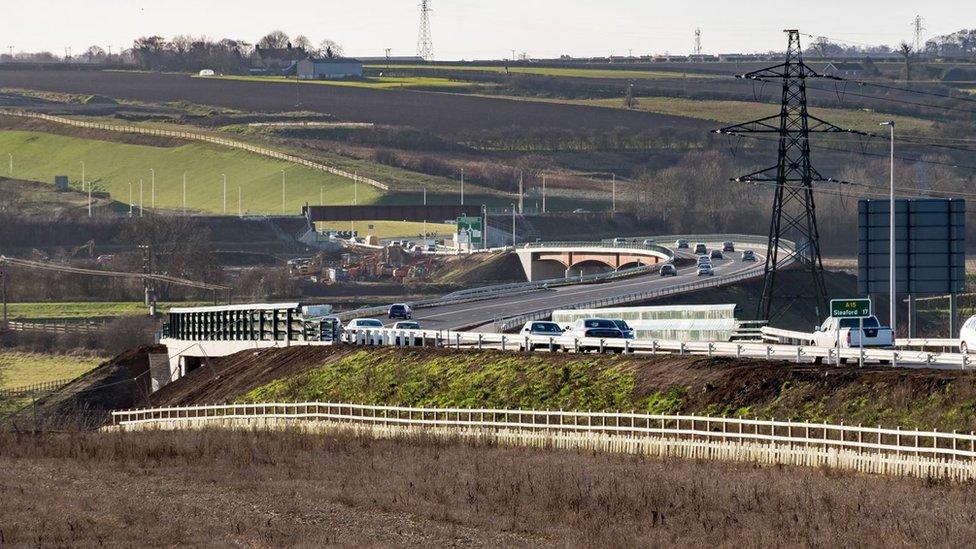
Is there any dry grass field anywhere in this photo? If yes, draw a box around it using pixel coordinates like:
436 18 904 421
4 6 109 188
1 428 974 547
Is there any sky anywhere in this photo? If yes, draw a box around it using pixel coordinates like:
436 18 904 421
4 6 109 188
2 1 973 60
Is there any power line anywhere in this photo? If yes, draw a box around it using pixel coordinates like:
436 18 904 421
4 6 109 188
0 256 229 291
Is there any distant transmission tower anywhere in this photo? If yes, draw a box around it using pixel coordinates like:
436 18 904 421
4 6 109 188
417 0 433 61
714 30 859 322
913 15 925 53
694 28 702 57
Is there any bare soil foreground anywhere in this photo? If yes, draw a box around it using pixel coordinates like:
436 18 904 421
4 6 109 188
0 70 712 134
2 428 975 547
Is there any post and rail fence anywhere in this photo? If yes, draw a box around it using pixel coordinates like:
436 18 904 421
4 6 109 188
0 110 389 191
111 402 976 481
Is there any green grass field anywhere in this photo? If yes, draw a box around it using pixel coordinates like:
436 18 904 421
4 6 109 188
6 301 204 320
367 64 709 80
0 352 103 389
498 95 935 135
0 130 382 214
197 75 472 90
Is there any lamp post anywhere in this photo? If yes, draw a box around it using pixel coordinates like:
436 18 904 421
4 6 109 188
149 168 155 210
511 203 516 246
542 173 547 214
611 172 616 213
128 181 133 216
881 121 896 335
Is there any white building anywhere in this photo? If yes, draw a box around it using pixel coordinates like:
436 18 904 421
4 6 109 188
296 57 363 80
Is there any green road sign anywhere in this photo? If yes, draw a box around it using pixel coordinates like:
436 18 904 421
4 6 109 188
830 298 871 318
456 216 483 244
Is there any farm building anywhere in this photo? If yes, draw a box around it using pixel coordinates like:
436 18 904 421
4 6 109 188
251 44 309 70
296 57 364 80
823 61 865 77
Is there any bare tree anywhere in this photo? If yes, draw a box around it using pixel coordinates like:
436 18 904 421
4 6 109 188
293 35 314 53
897 41 914 81
170 34 194 56
319 39 343 58
623 82 638 109
84 45 105 63
257 30 290 49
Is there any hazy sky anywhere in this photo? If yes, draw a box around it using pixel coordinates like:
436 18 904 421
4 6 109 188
3 1 972 59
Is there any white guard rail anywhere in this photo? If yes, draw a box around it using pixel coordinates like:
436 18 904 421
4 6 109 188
110 402 976 480
341 327 973 369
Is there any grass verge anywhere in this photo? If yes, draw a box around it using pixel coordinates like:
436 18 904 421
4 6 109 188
197 74 473 90
0 130 382 213
5 301 202 320
368 64 710 79
0 428 972 546
0 352 102 389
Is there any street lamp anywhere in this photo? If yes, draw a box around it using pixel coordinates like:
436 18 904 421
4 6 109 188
128 181 133 217
149 168 155 210
881 121 896 335
511 203 516 246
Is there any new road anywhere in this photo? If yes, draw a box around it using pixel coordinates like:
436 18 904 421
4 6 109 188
375 248 764 331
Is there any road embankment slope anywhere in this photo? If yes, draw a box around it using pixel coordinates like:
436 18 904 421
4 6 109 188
149 345 976 433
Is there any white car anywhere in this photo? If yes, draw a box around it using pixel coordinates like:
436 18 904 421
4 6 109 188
518 321 564 350
960 315 976 353
697 265 714 276
392 321 421 330
697 255 712 266
345 318 384 333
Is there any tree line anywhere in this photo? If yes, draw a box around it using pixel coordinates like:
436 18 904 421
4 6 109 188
0 30 344 73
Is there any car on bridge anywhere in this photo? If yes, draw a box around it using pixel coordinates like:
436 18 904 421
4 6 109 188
518 321 565 351
675 239 689 249
742 250 757 261
697 255 711 266
697 264 714 276
710 250 724 260
723 241 736 252
388 303 412 319
660 264 677 277
642 239 657 246
562 318 626 352
694 243 708 255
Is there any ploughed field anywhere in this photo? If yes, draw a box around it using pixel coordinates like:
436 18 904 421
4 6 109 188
0 70 713 134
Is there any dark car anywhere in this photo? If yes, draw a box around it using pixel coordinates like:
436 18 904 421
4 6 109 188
742 250 757 261
660 264 677 277
610 320 636 339
710 249 724 260
388 303 412 319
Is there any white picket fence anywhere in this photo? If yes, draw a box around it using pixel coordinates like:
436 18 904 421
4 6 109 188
111 402 976 481
1 109 388 190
